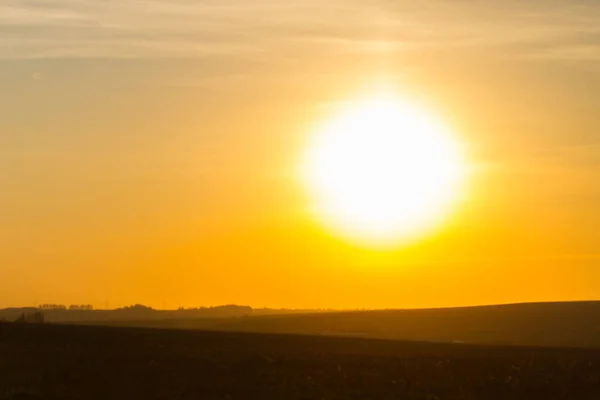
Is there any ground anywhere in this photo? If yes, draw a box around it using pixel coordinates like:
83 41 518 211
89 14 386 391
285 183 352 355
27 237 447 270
1 323 600 399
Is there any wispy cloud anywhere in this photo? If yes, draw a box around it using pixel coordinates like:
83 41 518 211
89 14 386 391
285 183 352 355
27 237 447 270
0 0 599 61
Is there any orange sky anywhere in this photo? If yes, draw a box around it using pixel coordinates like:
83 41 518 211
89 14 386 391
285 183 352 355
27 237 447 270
1 0 599 309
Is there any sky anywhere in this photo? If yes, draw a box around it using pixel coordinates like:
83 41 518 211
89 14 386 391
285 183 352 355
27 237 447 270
1 0 599 309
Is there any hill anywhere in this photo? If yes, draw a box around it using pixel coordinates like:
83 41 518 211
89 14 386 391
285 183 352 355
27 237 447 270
0 304 330 323
76 301 600 348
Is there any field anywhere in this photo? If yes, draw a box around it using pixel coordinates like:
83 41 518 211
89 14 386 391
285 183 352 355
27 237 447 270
2 323 600 399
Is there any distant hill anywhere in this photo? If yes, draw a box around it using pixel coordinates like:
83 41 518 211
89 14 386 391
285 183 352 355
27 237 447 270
0 304 330 323
0 305 253 323
3 301 600 347
71 301 600 348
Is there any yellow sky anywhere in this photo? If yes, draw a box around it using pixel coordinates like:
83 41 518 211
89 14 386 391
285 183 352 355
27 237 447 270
1 0 599 309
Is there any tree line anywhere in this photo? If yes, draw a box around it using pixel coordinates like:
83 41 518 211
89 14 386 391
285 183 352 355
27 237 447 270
38 304 94 310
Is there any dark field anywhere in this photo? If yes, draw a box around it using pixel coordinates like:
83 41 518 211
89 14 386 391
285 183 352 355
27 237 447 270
2 323 600 399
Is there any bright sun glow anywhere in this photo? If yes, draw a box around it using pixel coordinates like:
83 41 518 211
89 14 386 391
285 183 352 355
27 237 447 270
303 92 467 247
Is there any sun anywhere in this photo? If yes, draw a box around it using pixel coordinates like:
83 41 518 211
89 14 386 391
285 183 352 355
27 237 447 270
302 92 467 247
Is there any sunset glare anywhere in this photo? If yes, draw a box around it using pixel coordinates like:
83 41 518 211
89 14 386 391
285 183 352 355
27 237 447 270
303 94 466 247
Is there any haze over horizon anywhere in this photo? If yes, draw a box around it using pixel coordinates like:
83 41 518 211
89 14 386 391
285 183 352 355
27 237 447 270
2 0 599 310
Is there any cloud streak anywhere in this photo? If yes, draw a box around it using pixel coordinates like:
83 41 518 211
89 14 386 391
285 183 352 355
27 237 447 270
0 0 599 61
